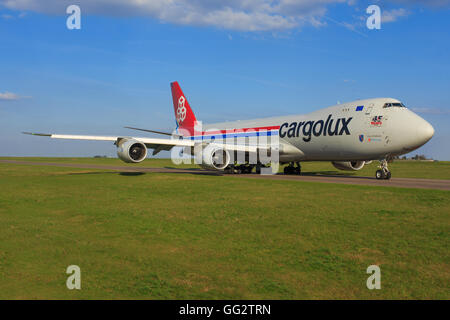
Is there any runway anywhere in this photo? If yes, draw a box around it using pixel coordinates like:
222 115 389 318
1 159 449 190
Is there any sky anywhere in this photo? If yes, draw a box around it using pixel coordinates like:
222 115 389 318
0 0 449 159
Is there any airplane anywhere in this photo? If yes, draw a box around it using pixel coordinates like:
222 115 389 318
24 81 435 179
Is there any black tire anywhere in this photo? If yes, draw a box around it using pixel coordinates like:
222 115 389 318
256 165 261 174
284 167 289 174
375 170 384 180
385 171 391 180
295 167 301 175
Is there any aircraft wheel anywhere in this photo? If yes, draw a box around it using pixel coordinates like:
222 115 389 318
295 167 301 175
375 170 385 180
377 159 391 180
284 166 294 175
241 165 250 174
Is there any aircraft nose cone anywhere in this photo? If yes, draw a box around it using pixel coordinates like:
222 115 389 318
417 119 434 144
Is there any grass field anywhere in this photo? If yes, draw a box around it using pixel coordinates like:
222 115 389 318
0 158 449 299
2 156 450 180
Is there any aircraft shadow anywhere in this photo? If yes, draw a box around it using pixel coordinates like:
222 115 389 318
64 168 374 180
119 172 146 176
163 166 204 171
297 171 374 180
67 171 146 176
66 169 222 177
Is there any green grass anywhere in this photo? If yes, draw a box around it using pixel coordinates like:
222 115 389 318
0 156 199 169
1 157 450 180
0 161 449 299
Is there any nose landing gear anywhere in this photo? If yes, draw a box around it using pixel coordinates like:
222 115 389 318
375 159 391 180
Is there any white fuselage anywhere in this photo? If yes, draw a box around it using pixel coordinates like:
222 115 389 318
197 98 434 162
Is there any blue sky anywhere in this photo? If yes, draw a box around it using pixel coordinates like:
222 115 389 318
0 0 449 159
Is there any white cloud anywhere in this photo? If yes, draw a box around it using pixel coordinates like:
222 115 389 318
389 0 450 8
0 0 350 31
1 0 443 31
382 8 410 23
0 91 28 100
1 13 13 19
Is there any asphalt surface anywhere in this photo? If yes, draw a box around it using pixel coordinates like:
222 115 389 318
1 159 449 190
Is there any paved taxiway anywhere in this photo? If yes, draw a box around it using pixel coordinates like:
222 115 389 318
1 160 449 190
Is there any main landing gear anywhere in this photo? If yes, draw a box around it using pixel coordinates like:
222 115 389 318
224 164 254 174
283 162 301 175
375 159 391 180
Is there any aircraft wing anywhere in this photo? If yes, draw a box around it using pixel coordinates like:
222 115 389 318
22 132 194 155
22 132 269 155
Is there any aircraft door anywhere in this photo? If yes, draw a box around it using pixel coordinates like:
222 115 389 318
366 103 389 146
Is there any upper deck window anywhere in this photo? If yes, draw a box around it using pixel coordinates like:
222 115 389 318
383 102 407 108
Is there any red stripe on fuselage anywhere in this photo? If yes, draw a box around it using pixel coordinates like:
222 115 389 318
189 125 280 137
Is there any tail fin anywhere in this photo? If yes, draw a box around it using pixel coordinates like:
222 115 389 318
171 81 197 136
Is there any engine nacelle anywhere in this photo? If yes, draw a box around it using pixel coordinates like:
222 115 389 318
117 139 148 163
332 161 365 171
196 145 231 170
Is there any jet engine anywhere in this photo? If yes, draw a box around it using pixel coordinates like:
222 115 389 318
117 139 148 163
332 161 365 171
197 144 231 170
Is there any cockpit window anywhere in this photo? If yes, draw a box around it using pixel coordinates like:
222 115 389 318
383 102 407 108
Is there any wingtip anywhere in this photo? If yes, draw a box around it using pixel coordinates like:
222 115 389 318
22 132 51 137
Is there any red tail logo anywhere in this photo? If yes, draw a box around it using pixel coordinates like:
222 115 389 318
171 81 197 135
